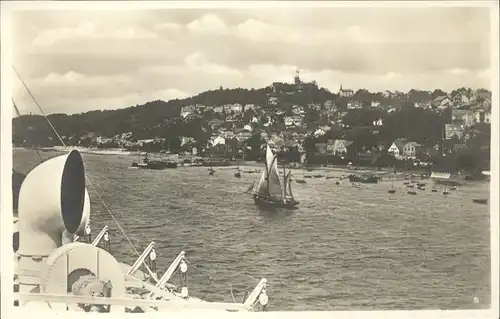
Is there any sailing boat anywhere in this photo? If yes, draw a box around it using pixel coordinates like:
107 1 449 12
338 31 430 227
249 145 299 209
235 150 243 178
388 166 396 193
407 185 417 195
442 185 449 195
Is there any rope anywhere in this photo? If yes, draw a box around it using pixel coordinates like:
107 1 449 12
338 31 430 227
13 68 141 257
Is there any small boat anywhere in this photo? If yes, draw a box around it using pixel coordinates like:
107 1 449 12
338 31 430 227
407 185 417 195
248 145 299 209
473 199 488 204
388 179 396 194
417 186 426 191
335 181 340 185
294 167 307 184
417 182 426 187
431 188 438 192
451 186 457 190
304 175 312 179
403 182 410 185
325 176 335 180
348 174 379 184
234 171 241 178
208 166 215 175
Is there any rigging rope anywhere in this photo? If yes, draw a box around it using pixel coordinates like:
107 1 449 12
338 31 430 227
12 67 141 257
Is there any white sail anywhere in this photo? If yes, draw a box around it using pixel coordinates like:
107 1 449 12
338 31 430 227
254 145 283 199
284 171 294 199
266 146 283 199
255 169 268 196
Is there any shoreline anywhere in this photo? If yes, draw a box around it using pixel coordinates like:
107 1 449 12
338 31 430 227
13 147 472 181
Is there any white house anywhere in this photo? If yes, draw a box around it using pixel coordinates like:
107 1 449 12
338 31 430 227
211 136 226 146
314 128 326 137
213 106 224 113
226 103 243 113
370 100 381 108
268 97 279 106
181 111 192 119
388 139 407 157
292 105 305 115
347 101 362 109
284 117 294 127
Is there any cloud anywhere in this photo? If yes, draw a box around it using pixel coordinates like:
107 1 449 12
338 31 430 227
154 21 182 31
141 52 241 77
12 8 491 115
39 71 132 88
186 14 228 35
32 21 159 46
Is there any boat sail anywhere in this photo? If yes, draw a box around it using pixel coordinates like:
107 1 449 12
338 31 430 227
251 145 299 209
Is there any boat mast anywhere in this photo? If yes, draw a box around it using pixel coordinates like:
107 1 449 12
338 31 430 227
282 156 286 200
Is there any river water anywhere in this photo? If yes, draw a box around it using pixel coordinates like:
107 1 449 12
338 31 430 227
13 149 491 311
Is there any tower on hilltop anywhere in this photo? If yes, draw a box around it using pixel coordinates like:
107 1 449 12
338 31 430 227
294 69 301 85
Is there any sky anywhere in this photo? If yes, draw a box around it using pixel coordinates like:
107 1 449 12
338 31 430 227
11 5 492 115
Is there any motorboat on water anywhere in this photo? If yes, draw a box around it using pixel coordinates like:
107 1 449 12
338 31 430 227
131 153 178 169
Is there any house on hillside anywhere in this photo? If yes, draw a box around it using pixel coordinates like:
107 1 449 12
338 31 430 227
402 142 422 159
226 103 243 113
267 96 279 106
347 101 362 109
314 128 327 137
244 104 256 111
309 103 322 111
181 105 196 114
339 85 354 98
451 109 475 127
292 105 305 116
434 96 453 109
236 131 252 142
388 138 407 158
445 124 464 140
213 106 224 113
181 136 196 146
209 118 225 130
370 100 381 108
415 101 432 109
332 139 354 156
382 90 394 98
211 136 226 146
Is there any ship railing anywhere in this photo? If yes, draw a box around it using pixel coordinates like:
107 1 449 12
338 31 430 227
148 251 185 299
127 241 158 282
13 292 251 312
91 225 109 246
72 225 109 245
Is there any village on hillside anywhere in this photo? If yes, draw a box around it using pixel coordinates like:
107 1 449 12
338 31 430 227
13 70 492 174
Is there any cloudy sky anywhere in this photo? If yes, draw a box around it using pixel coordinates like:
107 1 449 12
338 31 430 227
11 5 492 115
